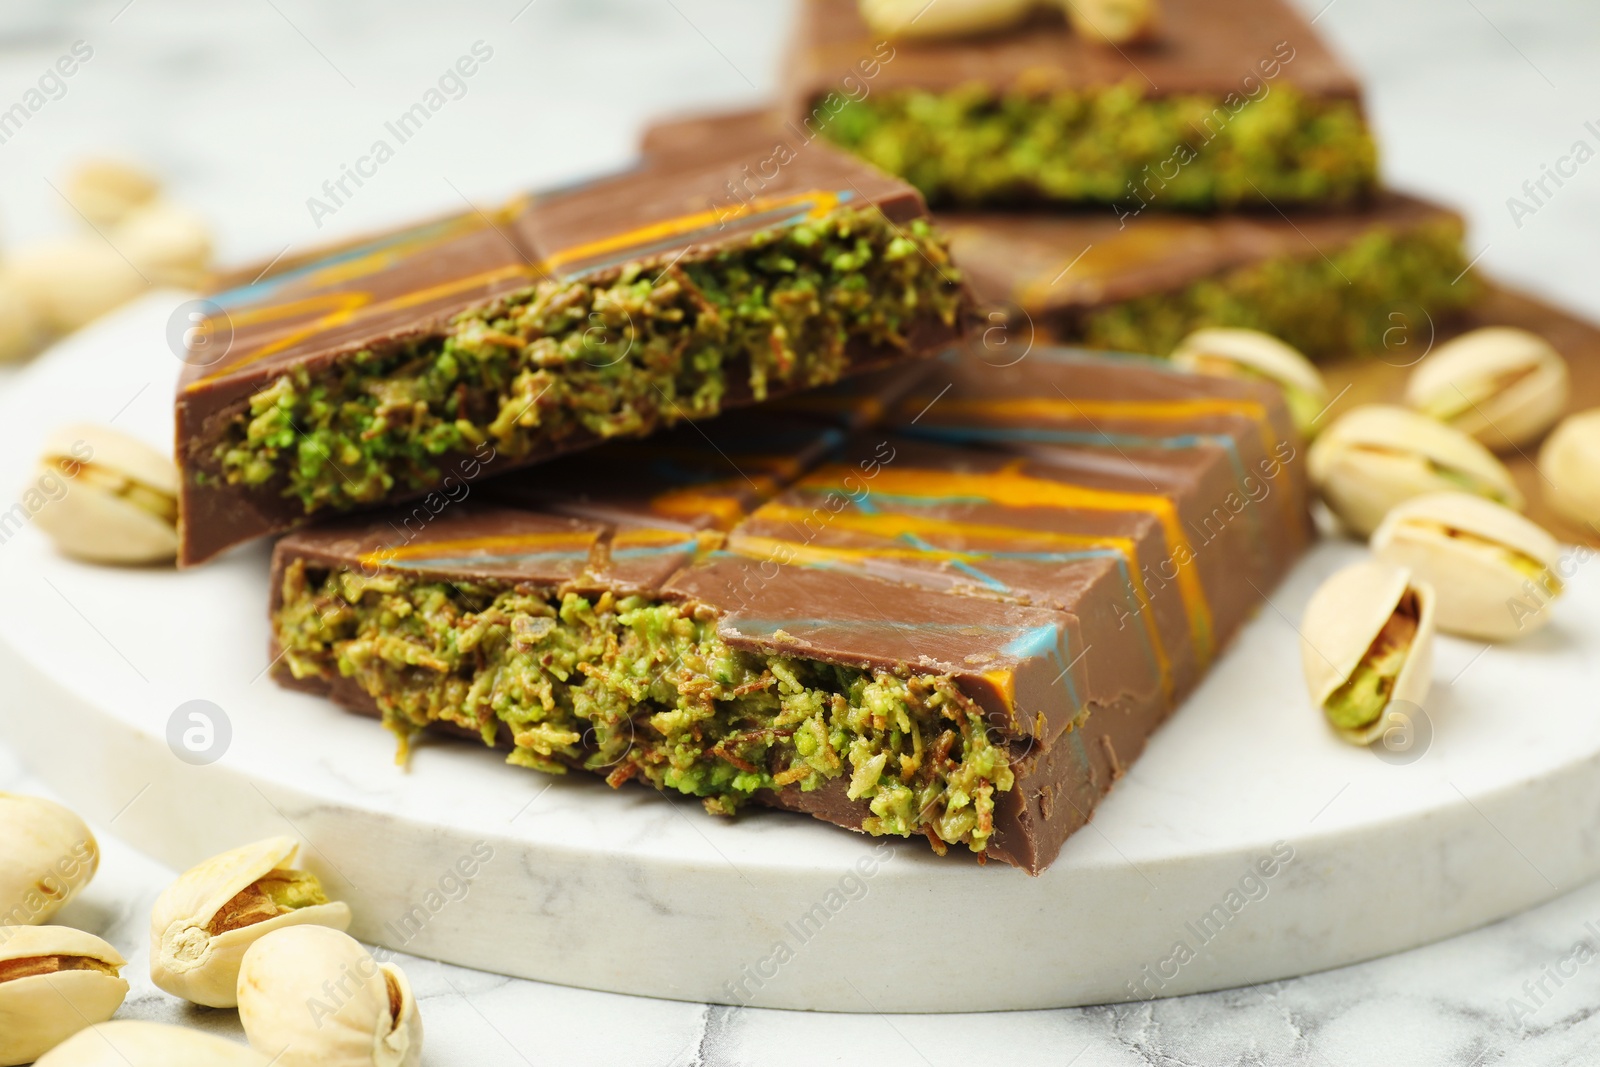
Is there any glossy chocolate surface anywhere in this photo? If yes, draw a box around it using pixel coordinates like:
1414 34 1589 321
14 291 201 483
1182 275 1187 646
270 347 1309 872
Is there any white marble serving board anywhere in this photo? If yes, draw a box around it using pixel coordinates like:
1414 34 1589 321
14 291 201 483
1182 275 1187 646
2 293 1597 1014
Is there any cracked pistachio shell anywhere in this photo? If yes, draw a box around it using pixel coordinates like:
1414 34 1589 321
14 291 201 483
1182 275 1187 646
1539 409 1600 528
238 926 422 1067
1059 0 1160 45
1308 405 1523 538
0 279 45 363
149 837 352 1009
36 1021 268 1067
1170 327 1328 439
62 159 161 228
1405 327 1569 451
859 0 1039 39
115 202 212 289
7 239 146 334
1301 560 1436 746
33 423 179 565
0 793 98 926
0 926 128 1067
1373 492 1563 642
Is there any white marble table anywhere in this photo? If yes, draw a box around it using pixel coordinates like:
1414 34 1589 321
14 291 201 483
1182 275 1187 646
1 0 1598 1062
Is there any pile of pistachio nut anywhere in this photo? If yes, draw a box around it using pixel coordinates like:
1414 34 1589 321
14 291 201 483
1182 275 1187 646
1 792 419 1067
859 0 1159 45
1174 324 1594 748
0 159 211 364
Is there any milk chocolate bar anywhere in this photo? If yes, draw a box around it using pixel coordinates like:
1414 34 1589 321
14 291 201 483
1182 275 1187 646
269 348 1308 872
176 144 968 564
640 110 1474 360
784 0 1378 209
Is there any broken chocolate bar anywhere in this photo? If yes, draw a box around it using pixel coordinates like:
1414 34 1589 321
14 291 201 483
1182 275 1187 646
269 348 1309 872
176 144 968 565
640 109 1474 360
784 0 1378 209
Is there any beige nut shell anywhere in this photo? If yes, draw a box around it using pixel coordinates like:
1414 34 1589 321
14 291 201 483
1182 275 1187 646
36 1021 269 1066
238 926 422 1067
1373 492 1562 642
1300 559 1436 746
1539 409 1600 529
63 159 161 228
34 424 179 565
0 793 99 926
1172 327 1327 402
149 837 352 1009
1061 0 1160 43
1406 327 1569 451
1308 404 1523 537
859 0 1039 38
7 239 146 334
0 926 128 1067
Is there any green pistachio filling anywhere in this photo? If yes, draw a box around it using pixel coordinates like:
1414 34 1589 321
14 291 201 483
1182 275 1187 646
274 561 1017 855
210 869 330 934
1324 593 1419 732
1075 218 1476 361
216 208 962 516
824 82 1377 209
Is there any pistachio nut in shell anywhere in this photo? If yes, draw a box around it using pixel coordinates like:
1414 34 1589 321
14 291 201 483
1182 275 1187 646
0 279 45 363
1308 404 1523 538
32 423 179 565
36 1021 269 1067
0 793 99 926
1301 559 1436 746
1372 492 1563 642
238 926 422 1067
1539 409 1600 528
62 158 161 228
859 0 1040 39
1170 327 1328 439
149 836 352 1008
0 926 128 1067
114 202 212 289
1060 0 1160 45
1405 327 1569 450
7 239 146 333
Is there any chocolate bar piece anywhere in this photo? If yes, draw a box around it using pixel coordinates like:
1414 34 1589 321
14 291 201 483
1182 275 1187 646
176 145 968 565
784 0 1378 209
269 348 1308 872
640 110 1474 361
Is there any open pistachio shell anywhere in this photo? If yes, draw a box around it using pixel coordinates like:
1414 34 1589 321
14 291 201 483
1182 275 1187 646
36 1021 269 1066
1170 327 1328 439
238 926 422 1067
1301 559 1436 746
859 0 1040 38
1406 327 1569 451
1539 409 1600 529
33 423 179 565
149 837 352 1009
1373 492 1562 642
0 926 129 1067
1308 404 1523 538
0 793 98 926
